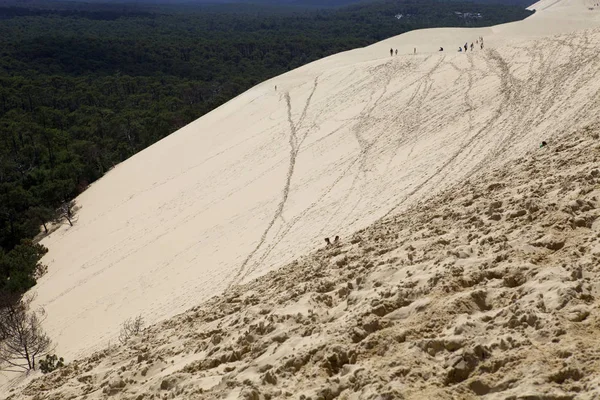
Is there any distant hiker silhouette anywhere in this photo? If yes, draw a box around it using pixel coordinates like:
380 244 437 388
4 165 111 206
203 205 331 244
275 85 277 91
395 49 398 55
414 47 416 55
458 47 463 52
464 43 468 52
325 237 331 246
334 236 340 244
390 48 393 56
540 141 548 148
480 42 484 50
470 43 474 51
439 47 444 51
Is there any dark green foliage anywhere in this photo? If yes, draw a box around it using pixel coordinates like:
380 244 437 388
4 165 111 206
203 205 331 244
0 0 532 298
0 241 48 293
39 354 65 374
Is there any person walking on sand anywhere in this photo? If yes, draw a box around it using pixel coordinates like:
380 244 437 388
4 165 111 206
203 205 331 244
471 42 474 51
390 48 393 56
395 49 398 55
414 47 416 55
480 42 484 50
464 43 468 52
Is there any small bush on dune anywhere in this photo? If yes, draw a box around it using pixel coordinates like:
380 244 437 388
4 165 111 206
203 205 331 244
39 354 65 374
118 315 144 345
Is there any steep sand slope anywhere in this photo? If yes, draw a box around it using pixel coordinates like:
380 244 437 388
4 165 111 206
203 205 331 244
23 0 600 367
8 118 600 400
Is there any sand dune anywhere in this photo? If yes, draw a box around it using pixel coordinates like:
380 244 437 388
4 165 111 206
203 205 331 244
8 105 600 400
5 0 599 391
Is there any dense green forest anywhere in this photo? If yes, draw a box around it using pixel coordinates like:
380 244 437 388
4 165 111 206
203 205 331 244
0 0 533 297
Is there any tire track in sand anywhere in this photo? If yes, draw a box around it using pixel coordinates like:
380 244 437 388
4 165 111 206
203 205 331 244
228 78 319 288
242 60 402 276
381 50 514 219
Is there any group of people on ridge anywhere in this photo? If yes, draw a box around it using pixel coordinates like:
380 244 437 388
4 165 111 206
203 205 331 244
458 36 484 52
389 37 484 56
389 48 417 56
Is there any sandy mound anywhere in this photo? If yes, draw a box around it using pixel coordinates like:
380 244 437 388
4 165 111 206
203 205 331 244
8 121 599 399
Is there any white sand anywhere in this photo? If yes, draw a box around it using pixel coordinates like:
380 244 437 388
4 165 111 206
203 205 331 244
21 0 600 372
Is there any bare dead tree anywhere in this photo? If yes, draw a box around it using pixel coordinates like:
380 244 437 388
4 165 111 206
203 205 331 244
118 315 144 345
0 295 53 372
56 200 76 227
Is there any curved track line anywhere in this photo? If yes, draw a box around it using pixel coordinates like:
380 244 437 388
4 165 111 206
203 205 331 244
228 78 320 287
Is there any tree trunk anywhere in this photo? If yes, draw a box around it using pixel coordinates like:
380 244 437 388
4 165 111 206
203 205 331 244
24 343 32 370
43 132 55 168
